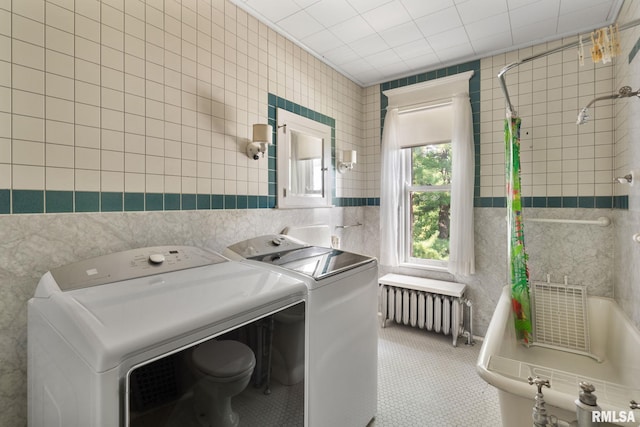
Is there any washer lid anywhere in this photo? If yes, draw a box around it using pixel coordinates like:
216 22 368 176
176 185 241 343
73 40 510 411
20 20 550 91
30 256 306 373
249 246 374 280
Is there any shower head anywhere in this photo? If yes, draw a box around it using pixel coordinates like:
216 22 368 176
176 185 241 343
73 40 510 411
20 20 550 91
577 86 639 125
576 107 589 125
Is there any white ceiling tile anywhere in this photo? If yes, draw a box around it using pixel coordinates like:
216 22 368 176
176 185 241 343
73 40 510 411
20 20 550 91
229 0 622 86
470 31 513 55
341 58 376 75
329 15 375 44
393 39 434 60
322 44 360 65
362 1 412 33
277 10 324 40
375 60 413 78
305 0 359 28
349 33 390 56
365 48 403 68
557 3 616 34
509 0 560 26
402 52 441 69
511 17 557 45
456 0 508 24
379 21 424 48
399 0 455 20
294 0 321 7
435 42 475 62
346 0 394 14
300 30 344 54
506 0 540 10
427 27 470 51
244 0 301 22
559 0 613 15
464 13 511 40
414 7 463 38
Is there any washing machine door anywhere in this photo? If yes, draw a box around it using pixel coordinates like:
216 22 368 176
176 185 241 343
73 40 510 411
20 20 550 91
249 246 374 280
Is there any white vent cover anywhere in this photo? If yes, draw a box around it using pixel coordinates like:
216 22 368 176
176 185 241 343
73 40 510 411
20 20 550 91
531 281 592 356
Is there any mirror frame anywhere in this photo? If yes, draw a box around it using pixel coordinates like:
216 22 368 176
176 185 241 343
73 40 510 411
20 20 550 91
276 108 333 209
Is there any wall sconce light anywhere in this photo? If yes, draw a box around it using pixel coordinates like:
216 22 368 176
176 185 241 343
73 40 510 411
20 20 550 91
338 149 357 173
614 171 635 185
246 124 273 160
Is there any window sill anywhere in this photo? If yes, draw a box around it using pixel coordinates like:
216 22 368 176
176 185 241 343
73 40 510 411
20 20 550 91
399 262 450 273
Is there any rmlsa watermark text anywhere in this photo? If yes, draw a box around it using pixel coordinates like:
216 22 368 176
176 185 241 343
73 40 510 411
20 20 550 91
593 410 636 423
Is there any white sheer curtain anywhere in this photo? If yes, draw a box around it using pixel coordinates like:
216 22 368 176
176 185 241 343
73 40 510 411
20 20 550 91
379 107 401 267
448 92 475 275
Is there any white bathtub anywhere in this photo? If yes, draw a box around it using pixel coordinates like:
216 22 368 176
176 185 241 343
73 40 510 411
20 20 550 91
477 286 640 427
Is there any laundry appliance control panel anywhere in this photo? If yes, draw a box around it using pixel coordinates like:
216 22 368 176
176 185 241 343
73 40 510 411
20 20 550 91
49 246 227 291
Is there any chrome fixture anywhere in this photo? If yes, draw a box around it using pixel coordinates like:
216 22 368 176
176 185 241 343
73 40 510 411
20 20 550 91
338 149 357 173
528 376 552 427
577 86 640 125
246 124 273 160
575 382 601 427
614 173 633 184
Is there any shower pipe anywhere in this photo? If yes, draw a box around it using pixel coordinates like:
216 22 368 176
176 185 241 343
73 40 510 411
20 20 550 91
498 18 640 117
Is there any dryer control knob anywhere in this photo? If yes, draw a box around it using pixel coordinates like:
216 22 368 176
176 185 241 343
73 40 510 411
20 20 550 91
149 253 165 264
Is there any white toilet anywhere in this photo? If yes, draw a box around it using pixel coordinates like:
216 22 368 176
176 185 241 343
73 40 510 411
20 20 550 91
191 340 256 427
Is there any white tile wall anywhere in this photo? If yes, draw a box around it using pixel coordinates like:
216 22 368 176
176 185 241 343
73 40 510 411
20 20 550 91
479 39 616 199
0 0 367 201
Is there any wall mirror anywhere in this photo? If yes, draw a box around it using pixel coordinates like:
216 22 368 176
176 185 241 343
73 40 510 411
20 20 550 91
277 108 332 208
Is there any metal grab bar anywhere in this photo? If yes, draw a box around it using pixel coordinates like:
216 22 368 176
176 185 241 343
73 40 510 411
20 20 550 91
335 223 362 229
527 217 611 227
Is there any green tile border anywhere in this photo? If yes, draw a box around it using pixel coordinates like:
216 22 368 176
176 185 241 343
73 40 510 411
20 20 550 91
13 190 44 214
102 192 123 212
46 191 73 213
0 189 9 214
474 196 624 209
75 191 100 212
124 193 144 211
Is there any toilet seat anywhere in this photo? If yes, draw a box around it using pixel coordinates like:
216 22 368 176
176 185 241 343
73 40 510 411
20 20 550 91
193 340 256 383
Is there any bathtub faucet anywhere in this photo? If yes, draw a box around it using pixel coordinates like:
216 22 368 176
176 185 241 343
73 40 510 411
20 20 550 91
575 382 601 427
529 376 552 427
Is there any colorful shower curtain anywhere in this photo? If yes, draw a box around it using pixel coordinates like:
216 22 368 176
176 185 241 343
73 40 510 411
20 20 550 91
505 117 532 344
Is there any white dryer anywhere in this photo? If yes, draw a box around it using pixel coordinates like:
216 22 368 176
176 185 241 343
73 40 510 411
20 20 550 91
225 235 378 427
28 246 307 427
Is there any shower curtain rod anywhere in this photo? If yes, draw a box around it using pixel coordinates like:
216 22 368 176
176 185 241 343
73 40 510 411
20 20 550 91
499 17 640 116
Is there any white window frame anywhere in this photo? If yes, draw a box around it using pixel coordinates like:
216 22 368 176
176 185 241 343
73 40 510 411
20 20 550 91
382 70 474 271
400 142 451 270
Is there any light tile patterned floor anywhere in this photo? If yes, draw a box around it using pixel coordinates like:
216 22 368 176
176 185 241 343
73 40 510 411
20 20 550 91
134 325 502 426
371 324 502 427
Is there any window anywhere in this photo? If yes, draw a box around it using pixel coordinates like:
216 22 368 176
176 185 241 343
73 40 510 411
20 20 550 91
380 71 475 274
402 142 452 268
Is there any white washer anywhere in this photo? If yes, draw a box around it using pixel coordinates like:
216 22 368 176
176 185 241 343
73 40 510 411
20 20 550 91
28 246 307 427
225 235 378 427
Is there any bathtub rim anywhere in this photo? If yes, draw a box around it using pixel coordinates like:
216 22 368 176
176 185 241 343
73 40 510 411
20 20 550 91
476 285 637 418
